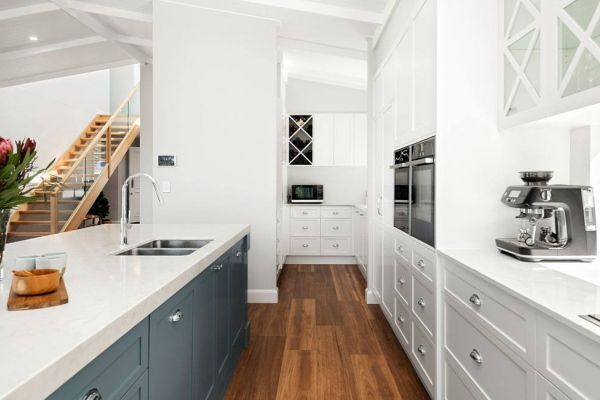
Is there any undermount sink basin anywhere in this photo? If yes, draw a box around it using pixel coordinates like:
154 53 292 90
115 239 212 256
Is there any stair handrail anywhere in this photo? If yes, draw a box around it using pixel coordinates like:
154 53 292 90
53 83 140 192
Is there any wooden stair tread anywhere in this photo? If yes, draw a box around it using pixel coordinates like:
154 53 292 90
8 232 51 237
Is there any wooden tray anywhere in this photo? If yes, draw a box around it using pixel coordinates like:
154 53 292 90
7 278 68 311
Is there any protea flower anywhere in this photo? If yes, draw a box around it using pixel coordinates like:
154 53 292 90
0 137 13 166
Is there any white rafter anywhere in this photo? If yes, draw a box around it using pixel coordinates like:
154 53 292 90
372 0 398 46
49 0 151 64
0 36 106 61
66 0 152 23
0 3 60 21
236 0 384 24
279 37 367 60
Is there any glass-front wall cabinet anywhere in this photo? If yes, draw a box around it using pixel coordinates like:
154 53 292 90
501 0 600 127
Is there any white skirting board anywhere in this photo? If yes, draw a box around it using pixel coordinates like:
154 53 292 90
247 289 278 304
284 255 358 265
365 288 380 304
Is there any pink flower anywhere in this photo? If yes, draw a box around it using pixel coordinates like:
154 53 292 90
0 137 13 166
20 138 36 158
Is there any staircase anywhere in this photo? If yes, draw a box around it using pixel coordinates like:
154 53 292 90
8 84 140 241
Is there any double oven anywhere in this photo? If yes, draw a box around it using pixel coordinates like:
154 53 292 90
392 137 435 247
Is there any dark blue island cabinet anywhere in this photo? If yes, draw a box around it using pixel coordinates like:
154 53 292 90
48 237 249 400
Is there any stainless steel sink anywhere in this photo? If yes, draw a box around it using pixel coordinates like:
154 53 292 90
115 239 212 256
137 239 211 249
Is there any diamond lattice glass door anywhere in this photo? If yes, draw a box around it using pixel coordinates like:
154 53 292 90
289 115 313 165
503 0 542 116
558 0 600 97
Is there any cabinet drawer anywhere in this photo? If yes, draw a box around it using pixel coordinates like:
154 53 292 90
290 219 320 236
394 295 411 349
48 319 149 400
394 256 411 307
290 207 320 219
412 245 435 284
444 362 479 400
121 370 149 400
445 303 534 400
413 275 435 338
444 262 535 363
535 372 570 400
321 237 352 255
321 207 352 219
412 321 435 393
290 237 320 255
536 314 600 400
321 219 352 236
394 233 411 262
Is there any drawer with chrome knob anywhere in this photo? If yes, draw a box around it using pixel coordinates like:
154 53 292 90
168 309 183 323
83 388 102 400
417 344 426 356
417 297 426 308
469 349 483 364
469 293 482 307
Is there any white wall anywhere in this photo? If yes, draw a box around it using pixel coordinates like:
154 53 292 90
435 0 571 250
287 166 367 205
0 70 110 169
286 78 367 113
153 1 279 302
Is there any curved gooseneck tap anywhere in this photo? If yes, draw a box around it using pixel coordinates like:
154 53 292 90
121 173 164 245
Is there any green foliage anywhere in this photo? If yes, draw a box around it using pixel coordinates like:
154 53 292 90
90 191 110 219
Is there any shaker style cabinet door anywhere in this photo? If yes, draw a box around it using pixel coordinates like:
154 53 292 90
229 241 247 348
149 285 194 400
312 114 334 166
413 0 436 138
333 114 355 166
214 257 231 378
192 269 215 400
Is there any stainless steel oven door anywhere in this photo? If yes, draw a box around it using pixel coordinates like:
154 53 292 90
410 158 435 247
394 165 410 234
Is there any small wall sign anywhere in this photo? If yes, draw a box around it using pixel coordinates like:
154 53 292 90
158 155 177 167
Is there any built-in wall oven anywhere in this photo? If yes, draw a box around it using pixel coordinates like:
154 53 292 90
392 137 435 247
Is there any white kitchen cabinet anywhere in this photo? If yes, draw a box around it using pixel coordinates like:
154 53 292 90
395 27 413 146
501 0 600 128
312 114 334 165
535 373 570 400
413 0 436 137
353 114 368 166
373 225 384 301
353 208 368 278
333 114 354 166
382 228 396 319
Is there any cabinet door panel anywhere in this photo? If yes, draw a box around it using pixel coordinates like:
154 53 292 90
353 113 367 166
382 228 396 319
230 243 246 346
396 28 413 146
373 225 384 300
413 0 436 137
215 259 231 376
193 270 215 400
333 114 354 165
121 371 148 400
149 286 194 400
313 114 334 166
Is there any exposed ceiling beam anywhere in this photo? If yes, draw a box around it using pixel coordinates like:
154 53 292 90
66 0 152 23
287 70 367 91
114 35 152 48
279 37 367 60
236 0 384 24
372 0 398 46
49 0 151 64
0 36 106 61
0 3 59 21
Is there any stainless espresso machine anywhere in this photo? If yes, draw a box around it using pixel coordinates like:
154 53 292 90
496 171 597 262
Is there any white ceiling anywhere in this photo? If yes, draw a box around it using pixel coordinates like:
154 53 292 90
0 0 395 88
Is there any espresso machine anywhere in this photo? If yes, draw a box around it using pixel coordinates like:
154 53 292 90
496 171 597 262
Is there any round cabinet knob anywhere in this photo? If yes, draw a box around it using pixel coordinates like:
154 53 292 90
333 226 340 230
417 298 426 308
470 349 483 364
302 211 308 215
83 389 102 400
417 259 425 268
236 251 242 257
333 211 339 215
417 345 426 356
398 278 405 285
302 244 309 248
398 246 404 253
169 309 183 323
469 293 482 307
397 315 405 323
332 244 340 248
212 264 223 271
302 226 309 230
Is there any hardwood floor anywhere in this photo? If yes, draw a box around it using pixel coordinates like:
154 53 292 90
225 264 430 400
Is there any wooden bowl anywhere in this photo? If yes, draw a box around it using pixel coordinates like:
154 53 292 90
11 269 60 296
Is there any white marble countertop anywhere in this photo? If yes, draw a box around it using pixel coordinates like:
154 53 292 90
0 223 250 400
439 247 600 344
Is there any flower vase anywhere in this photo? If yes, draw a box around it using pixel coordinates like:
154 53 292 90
0 209 10 281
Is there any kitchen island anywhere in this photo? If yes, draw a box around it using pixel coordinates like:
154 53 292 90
0 223 250 400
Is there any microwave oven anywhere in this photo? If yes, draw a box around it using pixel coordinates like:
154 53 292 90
290 185 323 203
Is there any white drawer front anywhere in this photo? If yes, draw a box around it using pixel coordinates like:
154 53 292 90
536 315 600 400
290 219 320 237
412 245 435 284
445 303 533 400
413 275 435 338
321 219 352 237
412 322 435 392
320 237 352 255
394 233 411 262
290 237 320 255
536 373 570 400
444 265 535 363
290 207 320 219
445 362 479 400
394 296 411 349
394 256 411 307
321 207 352 219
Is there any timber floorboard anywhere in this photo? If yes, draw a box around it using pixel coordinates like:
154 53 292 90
225 264 430 400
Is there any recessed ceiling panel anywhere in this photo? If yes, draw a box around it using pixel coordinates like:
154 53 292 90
0 10 94 51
